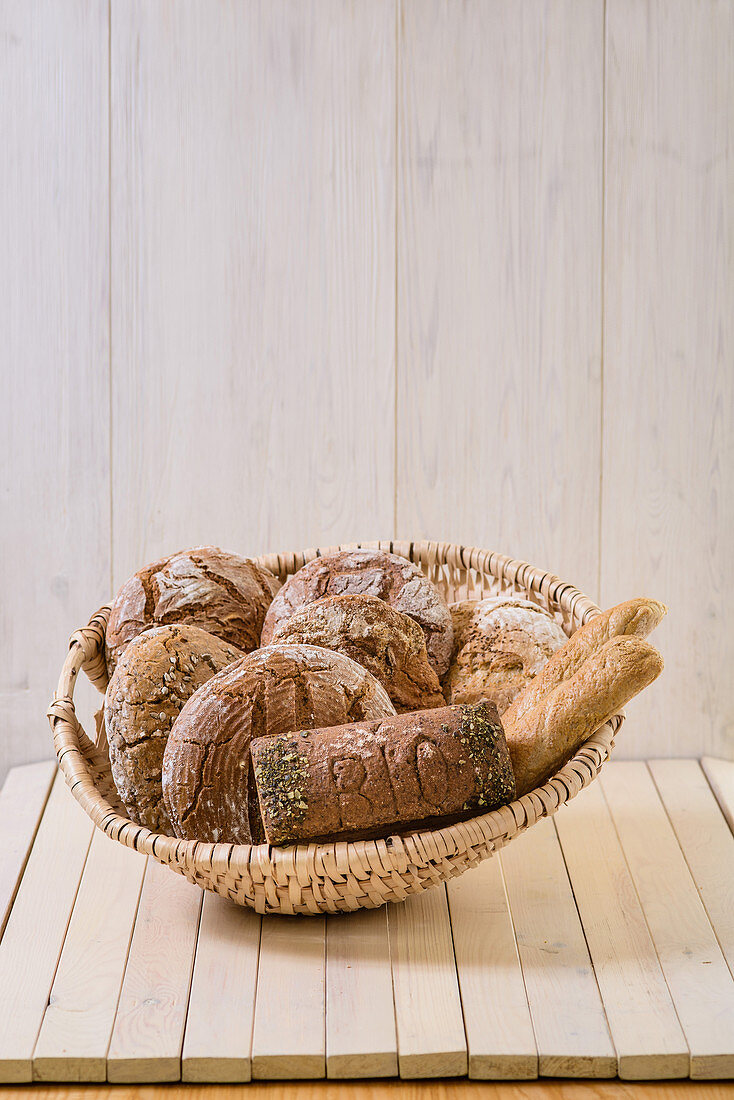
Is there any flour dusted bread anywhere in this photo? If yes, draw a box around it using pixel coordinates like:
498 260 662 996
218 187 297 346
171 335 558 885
444 597 567 713
261 549 454 676
271 594 446 712
506 635 664 796
502 596 667 732
252 701 515 845
162 643 396 844
105 624 242 833
106 545 280 672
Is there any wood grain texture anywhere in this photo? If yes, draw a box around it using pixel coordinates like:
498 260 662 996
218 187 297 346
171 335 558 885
326 906 397 1079
251 915 325 1079
0 1085 732 1100
500 818 616 1078
396 0 604 597
110 0 396 586
554 783 689 1080
106 858 202 1083
182 892 261 1083
32 829 146 1082
601 0 734 759
389 886 467 1079
701 756 734 833
650 759 734 979
601 762 734 1079
0 762 55 937
0 775 94 1083
0 0 110 783
447 856 537 1080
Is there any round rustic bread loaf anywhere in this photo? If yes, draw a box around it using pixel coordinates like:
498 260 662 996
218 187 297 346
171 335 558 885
260 549 454 676
162 643 396 845
271 594 446 713
105 624 242 834
444 597 568 714
106 545 280 672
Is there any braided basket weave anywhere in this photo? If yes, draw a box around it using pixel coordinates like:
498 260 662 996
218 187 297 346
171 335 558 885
48 540 620 916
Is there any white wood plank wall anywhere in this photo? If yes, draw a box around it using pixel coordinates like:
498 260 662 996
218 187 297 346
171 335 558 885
2 0 732 777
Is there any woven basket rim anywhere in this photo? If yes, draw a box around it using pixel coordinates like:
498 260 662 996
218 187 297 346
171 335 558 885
47 540 620 912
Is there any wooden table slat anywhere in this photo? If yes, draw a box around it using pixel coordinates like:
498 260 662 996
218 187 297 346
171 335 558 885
182 892 261 1083
649 759 734 981
251 915 326 1080
448 856 537 1080
326 905 397 1079
500 817 617 1078
0 774 94 1083
106 858 202 1083
0 761 56 939
32 828 147 1082
389 884 467 1079
554 781 689 1080
600 762 734 1079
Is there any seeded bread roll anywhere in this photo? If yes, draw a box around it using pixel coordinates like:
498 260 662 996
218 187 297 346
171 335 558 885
271 594 446 713
162 643 396 845
106 545 280 673
252 701 515 845
502 597 667 732
260 549 454 676
444 597 568 714
105 624 242 833
505 635 664 796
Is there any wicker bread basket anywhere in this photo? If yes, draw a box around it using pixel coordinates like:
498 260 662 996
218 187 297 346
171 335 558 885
48 540 620 916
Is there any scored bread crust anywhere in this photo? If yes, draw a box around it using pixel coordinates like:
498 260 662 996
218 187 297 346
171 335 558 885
502 596 667 732
505 635 664 796
260 549 454 676
271 594 446 712
106 545 280 672
105 624 242 834
162 643 396 845
444 597 568 714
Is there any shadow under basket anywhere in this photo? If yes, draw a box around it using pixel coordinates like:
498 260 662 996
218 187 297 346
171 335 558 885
48 540 620 916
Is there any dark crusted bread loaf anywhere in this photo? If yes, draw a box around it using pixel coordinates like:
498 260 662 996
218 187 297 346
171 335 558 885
444 597 567 714
105 624 242 834
271 594 446 713
251 701 515 845
162 643 396 845
260 548 454 676
106 545 280 673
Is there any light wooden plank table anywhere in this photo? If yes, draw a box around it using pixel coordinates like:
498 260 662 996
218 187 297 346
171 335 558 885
2 759 734 1085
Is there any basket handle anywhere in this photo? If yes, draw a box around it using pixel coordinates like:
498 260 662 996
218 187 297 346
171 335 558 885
47 605 111 759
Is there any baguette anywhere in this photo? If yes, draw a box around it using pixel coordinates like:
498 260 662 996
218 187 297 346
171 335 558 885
506 635 664 796
502 597 666 732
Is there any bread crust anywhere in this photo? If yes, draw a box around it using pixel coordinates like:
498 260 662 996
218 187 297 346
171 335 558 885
444 597 567 713
260 549 454 676
506 635 664 796
502 596 667 732
271 594 446 712
162 643 396 845
251 701 515 845
105 624 242 833
106 545 280 672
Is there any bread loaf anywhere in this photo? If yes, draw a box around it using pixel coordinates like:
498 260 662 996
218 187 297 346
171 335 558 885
106 545 280 672
271 594 446 712
162 643 396 844
444 597 567 713
105 624 242 833
505 635 664 796
502 596 667 732
260 549 454 676
251 701 515 845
